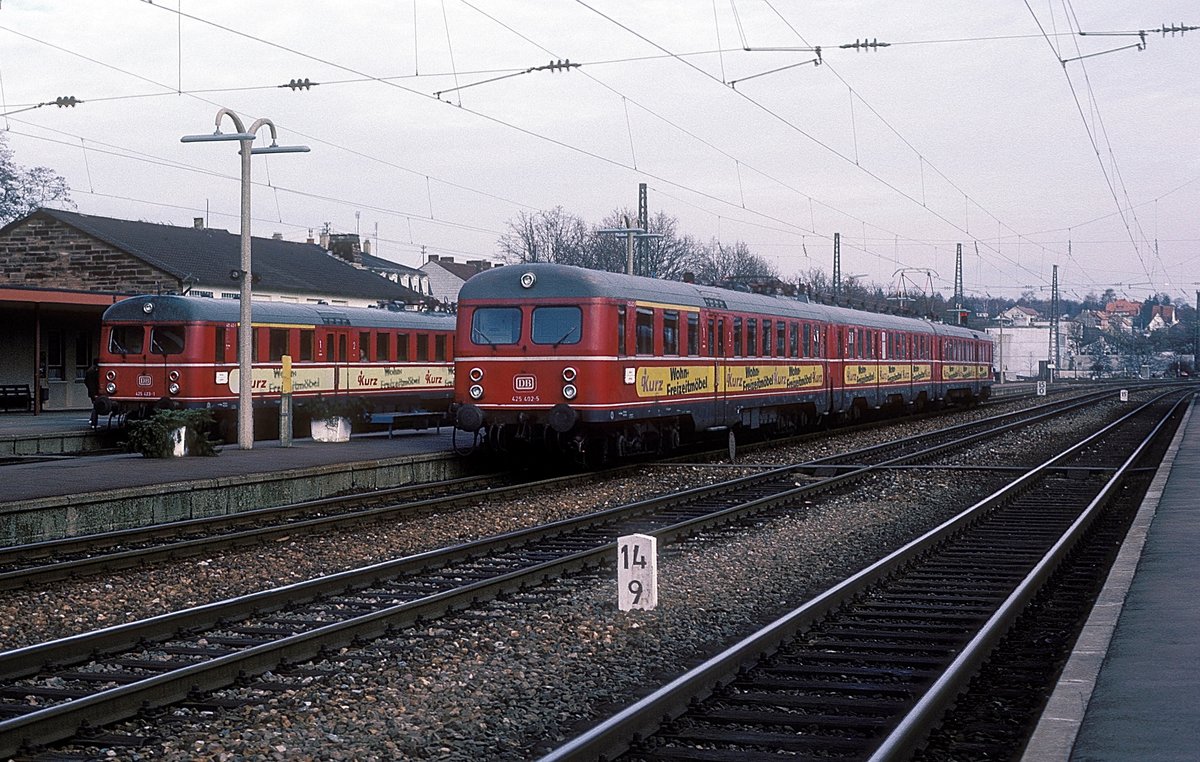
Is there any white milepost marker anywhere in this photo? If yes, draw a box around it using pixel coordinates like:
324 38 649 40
1037 380 1047 396
1120 389 1129 402
617 533 658 611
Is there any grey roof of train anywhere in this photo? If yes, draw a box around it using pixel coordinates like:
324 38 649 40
459 263 985 339
103 295 456 330
15 209 425 304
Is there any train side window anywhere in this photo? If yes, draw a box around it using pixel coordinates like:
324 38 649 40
716 318 727 356
149 325 185 355
617 307 627 357
776 322 786 357
268 328 289 362
733 318 743 357
416 334 430 361
337 334 348 362
846 328 855 358
397 333 410 361
358 332 370 361
707 317 715 357
635 308 654 354
435 335 447 361
801 324 809 357
791 323 800 358
214 327 226 364
376 332 391 362
300 330 314 361
663 310 679 355
687 313 699 356
746 319 758 357
880 332 887 361
762 320 772 357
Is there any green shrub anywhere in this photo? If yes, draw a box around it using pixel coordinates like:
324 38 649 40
124 408 220 457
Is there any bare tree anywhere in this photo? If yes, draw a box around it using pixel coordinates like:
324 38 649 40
497 207 588 265
0 135 73 225
687 239 778 284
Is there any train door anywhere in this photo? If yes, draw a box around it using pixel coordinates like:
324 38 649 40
322 327 351 393
711 315 730 428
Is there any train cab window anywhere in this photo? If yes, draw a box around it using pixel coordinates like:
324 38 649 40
662 311 679 355
687 313 699 356
397 333 410 361
214 327 227 364
617 308 627 357
268 328 289 362
532 306 582 346
435 335 447 361
376 332 391 362
776 322 786 357
746 320 758 357
300 330 314 362
733 318 743 357
762 320 772 357
416 334 429 362
635 308 654 354
358 332 371 361
471 307 520 346
149 325 185 355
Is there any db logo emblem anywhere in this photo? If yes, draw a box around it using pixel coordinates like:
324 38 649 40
513 375 537 391
137 375 153 387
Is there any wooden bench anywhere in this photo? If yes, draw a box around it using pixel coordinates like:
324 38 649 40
369 410 443 438
0 384 33 413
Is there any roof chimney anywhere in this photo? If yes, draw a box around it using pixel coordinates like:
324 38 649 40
328 233 363 266
193 217 204 229
427 254 440 262
363 238 371 255
306 228 315 244
272 232 283 240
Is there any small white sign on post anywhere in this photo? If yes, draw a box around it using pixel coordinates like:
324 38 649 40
1037 380 1047 396
1120 389 1129 402
617 533 658 611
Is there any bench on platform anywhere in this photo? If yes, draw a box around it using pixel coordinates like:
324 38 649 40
0 384 33 413
369 410 443 438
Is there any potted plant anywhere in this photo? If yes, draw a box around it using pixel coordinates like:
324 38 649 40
124 408 220 458
303 395 366 443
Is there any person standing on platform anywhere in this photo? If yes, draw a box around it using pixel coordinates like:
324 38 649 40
84 361 100 427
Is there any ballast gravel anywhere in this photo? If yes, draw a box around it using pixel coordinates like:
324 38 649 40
6 393 1137 760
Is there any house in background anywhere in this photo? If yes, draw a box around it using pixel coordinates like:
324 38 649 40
0 208 428 411
419 255 498 307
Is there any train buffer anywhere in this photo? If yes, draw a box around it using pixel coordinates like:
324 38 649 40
368 410 443 438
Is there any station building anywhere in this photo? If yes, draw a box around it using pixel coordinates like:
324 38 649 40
0 208 429 412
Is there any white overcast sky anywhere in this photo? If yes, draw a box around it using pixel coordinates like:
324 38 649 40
1 1 1197 303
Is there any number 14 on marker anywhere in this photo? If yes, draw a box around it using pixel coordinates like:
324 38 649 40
618 533 658 611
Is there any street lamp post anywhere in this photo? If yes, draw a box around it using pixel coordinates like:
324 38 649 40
183 108 309 450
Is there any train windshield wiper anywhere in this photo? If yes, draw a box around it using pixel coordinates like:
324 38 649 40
472 327 497 348
551 326 579 349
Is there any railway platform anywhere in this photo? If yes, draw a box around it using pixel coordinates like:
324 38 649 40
1024 398 1200 760
0 412 473 546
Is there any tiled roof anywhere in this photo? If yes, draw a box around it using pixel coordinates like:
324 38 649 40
24 209 425 303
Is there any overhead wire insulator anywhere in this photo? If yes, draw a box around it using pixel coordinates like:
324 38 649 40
281 78 317 90
52 96 81 107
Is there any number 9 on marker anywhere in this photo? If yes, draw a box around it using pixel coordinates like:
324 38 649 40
617 533 658 611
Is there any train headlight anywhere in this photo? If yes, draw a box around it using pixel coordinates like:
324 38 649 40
105 382 117 394
469 367 484 382
469 384 484 400
520 272 537 289
105 370 116 381
168 370 180 382
562 366 577 382
168 382 181 395
563 383 577 400
141 301 154 314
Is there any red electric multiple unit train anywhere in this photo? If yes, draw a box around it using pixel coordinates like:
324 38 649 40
451 263 993 463
98 295 456 438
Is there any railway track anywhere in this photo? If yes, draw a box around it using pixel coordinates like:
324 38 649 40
0 389 1107 592
538 391 1188 762
0 388 1132 757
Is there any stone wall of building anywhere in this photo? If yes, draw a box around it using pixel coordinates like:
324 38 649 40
0 216 177 293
